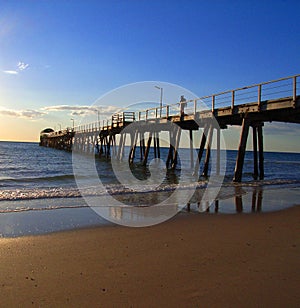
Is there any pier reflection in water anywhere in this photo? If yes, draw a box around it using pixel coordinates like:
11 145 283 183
107 203 179 226
197 186 264 213
251 187 263 212
94 185 300 224
186 186 300 214
233 186 263 213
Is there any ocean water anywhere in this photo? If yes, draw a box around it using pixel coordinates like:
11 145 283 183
0 141 299 237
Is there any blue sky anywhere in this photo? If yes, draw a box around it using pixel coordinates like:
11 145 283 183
0 0 299 151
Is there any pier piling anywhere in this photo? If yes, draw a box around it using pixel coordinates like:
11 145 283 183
233 118 250 182
202 124 214 177
257 124 264 180
252 125 259 180
194 123 209 176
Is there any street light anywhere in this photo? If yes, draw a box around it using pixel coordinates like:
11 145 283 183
97 110 100 129
71 118 74 130
154 86 163 117
58 123 62 131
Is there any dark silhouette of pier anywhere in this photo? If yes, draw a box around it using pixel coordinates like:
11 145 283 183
40 74 300 182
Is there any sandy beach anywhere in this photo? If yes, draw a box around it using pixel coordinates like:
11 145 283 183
0 206 299 307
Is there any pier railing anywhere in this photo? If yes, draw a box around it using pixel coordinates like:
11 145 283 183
49 74 299 135
136 74 300 121
70 112 135 134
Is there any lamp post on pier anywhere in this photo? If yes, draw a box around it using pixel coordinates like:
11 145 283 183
97 110 100 130
154 86 163 117
71 118 74 131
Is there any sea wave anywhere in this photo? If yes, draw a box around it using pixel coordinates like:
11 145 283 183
0 178 299 203
0 204 89 214
0 174 76 183
0 187 81 201
0 174 96 187
0 178 299 215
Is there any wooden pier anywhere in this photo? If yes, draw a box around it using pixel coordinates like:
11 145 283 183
40 74 300 182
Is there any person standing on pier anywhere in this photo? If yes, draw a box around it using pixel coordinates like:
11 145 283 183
179 95 187 119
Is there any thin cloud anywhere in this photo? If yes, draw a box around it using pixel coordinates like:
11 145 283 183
0 104 122 121
21 109 45 119
42 104 121 116
3 70 18 75
0 108 45 119
2 61 29 75
264 122 300 136
17 61 29 71
43 105 95 111
71 110 87 116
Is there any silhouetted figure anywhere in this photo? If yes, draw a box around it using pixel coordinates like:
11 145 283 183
179 95 187 119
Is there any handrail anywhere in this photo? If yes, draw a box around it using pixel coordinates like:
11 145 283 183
134 74 299 119
46 74 299 136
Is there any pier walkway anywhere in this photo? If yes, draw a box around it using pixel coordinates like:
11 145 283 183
40 74 300 182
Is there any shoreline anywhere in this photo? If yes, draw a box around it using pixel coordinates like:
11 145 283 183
1 205 299 307
1 185 300 238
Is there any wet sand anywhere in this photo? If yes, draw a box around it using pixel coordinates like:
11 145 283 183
0 206 299 307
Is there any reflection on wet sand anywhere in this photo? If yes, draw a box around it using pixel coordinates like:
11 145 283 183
234 186 244 213
106 203 179 226
187 186 265 214
251 187 263 212
99 185 298 223
107 186 267 221
234 186 263 213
